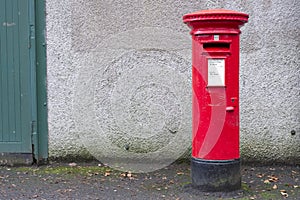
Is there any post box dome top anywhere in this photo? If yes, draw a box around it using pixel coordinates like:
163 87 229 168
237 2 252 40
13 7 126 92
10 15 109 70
183 9 248 24
183 9 248 35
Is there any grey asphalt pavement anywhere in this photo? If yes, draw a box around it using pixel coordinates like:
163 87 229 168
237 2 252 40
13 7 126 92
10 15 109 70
0 161 299 200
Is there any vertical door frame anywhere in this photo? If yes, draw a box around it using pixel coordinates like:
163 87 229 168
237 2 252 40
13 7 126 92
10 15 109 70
33 0 48 164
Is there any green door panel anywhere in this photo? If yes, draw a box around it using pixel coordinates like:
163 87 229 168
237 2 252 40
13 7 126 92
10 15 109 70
0 0 34 153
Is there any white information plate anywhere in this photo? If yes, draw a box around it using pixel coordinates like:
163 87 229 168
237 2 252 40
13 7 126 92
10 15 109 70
207 59 225 87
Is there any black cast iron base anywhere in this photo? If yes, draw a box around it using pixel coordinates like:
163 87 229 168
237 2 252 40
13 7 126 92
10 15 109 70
191 157 241 192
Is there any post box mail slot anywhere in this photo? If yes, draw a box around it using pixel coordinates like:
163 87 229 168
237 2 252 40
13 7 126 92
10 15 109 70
203 42 230 50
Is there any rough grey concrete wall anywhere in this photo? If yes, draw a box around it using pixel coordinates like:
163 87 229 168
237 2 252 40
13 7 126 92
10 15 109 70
46 0 300 164
237 1 300 163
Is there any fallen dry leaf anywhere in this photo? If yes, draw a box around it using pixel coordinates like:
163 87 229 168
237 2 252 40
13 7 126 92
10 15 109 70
272 184 278 190
177 172 184 175
104 172 111 176
256 173 264 178
263 179 270 184
68 162 77 167
267 175 278 182
120 172 134 178
280 190 289 198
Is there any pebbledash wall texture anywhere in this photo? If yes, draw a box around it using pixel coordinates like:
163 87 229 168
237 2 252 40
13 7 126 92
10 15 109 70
46 0 300 165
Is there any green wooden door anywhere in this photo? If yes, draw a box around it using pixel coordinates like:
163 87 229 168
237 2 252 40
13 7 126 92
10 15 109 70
0 0 36 156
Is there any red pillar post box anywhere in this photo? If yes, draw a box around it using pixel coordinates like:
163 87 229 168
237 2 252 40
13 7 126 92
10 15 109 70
183 9 248 191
